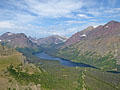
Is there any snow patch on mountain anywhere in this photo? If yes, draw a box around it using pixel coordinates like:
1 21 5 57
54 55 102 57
80 34 87 37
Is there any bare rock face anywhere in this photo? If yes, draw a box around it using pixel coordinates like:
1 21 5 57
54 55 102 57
0 32 67 49
32 35 67 46
86 20 120 40
58 20 120 69
65 26 94 46
65 21 120 46
64 21 120 56
0 32 36 48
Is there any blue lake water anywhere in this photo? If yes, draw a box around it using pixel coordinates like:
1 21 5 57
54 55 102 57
35 52 97 68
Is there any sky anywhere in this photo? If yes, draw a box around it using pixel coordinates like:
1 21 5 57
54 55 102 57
0 0 120 38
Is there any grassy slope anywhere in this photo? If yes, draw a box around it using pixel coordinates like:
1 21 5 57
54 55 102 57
0 43 24 71
0 44 42 90
15 47 120 90
0 45 119 90
0 53 24 71
56 38 120 71
33 57 120 90
0 54 24 90
57 48 117 71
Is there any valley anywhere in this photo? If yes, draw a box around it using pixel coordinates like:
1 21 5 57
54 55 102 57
56 21 120 71
1 0 120 89
0 20 120 90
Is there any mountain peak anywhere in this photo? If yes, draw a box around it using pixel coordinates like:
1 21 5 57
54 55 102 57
86 26 94 29
106 20 120 25
17 33 27 38
3 32 13 35
0 32 36 48
83 26 94 32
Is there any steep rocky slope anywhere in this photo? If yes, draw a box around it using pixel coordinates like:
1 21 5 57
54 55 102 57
0 32 37 48
31 35 67 46
65 26 94 46
57 20 120 71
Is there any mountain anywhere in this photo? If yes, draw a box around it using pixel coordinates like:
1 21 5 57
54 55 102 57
1 22 120 90
65 20 120 46
28 36 38 44
1 43 120 90
29 35 67 48
57 20 120 71
37 35 67 45
65 26 94 46
0 32 37 48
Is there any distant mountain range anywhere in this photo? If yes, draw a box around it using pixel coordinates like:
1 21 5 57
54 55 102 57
29 35 67 47
1 20 120 90
0 32 67 49
57 20 120 71
0 20 120 71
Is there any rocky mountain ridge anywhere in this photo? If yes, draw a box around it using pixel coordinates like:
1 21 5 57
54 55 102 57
0 32 36 48
57 20 120 71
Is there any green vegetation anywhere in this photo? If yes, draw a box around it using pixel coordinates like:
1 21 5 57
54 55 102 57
33 58 120 90
0 54 23 71
0 43 120 90
76 71 84 90
16 47 43 56
7 64 56 89
76 70 89 90
0 44 16 56
84 68 120 90
56 35 120 72
0 44 24 71
57 48 117 71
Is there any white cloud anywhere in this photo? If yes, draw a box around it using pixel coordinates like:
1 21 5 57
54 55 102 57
87 22 105 28
65 20 86 24
87 9 101 16
0 21 15 28
24 0 84 18
0 0 120 38
77 14 93 19
104 8 120 14
13 13 37 25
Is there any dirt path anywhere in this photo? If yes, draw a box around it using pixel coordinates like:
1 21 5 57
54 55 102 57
82 69 87 90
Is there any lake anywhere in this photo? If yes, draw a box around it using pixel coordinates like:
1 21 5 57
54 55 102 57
35 52 97 68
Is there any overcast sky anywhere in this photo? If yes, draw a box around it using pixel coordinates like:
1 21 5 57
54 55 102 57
0 0 120 38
